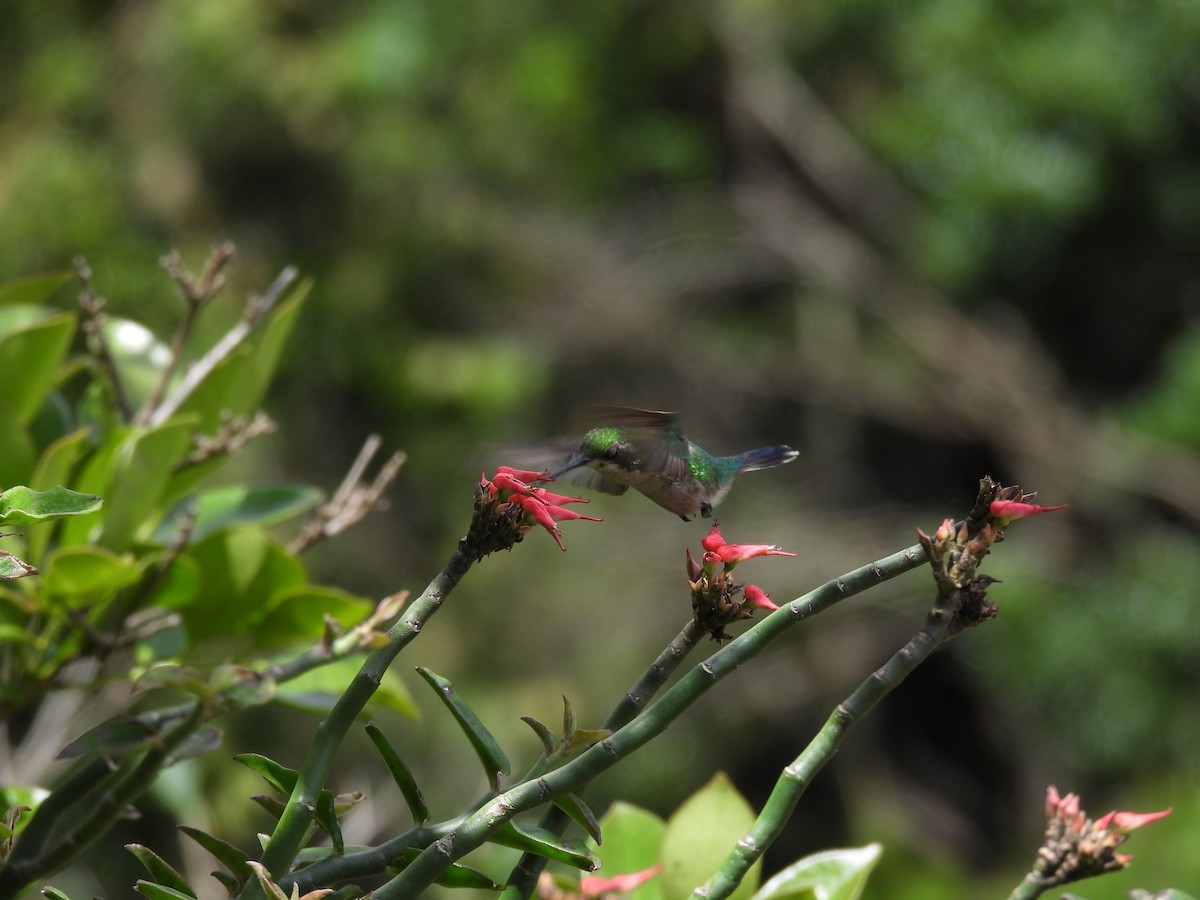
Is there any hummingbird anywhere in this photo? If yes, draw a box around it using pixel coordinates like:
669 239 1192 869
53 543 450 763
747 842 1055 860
547 407 798 521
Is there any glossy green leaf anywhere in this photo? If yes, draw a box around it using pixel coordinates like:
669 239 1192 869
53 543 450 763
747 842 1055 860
660 772 759 900
141 554 201 610
178 525 305 645
98 418 196 551
586 802 665 900
153 484 323 546
0 271 72 308
252 585 373 650
394 849 502 890
416 666 510 792
315 789 345 854
365 722 429 825
42 546 139 600
41 887 73 900
274 655 417 718
179 825 253 884
490 820 599 870
0 485 102 525
0 551 38 580
126 843 196 897
0 312 76 423
752 845 882 900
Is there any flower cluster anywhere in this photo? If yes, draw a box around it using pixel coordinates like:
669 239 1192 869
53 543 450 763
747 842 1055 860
917 481 1066 630
1027 786 1171 889
470 466 601 557
687 524 795 641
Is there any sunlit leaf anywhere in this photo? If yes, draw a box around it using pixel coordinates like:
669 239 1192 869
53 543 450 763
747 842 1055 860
0 271 72 309
252 585 373 650
660 773 759 900
0 551 38 580
0 485 102 525
98 418 196 551
752 845 882 900
42 546 139 601
585 802 665 900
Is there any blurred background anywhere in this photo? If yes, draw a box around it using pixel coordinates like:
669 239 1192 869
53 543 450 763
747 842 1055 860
3 0 1200 896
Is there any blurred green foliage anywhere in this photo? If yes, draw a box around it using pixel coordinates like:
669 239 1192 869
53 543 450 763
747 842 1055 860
3 0 1200 897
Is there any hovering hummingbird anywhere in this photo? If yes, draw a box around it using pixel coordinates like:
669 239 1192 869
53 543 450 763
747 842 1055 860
547 407 798 521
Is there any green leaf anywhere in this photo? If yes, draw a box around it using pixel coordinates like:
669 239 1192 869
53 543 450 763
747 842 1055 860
126 843 196 897
0 485 103 525
141 554 201 610
660 772 760 900
42 546 139 602
153 484 323 546
178 825 253 885
179 526 306 646
521 715 557 755
0 312 76 424
166 726 223 764
212 665 276 709
26 427 92 560
57 706 193 759
587 803 665 900
416 666 510 792
135 883 198 900
0 413 35 493
0 271 72 308
246 279 309 404
233 753 298 795
752 845 882 900
274 656 417 718
0 551 38 580
98 418 197 551
365 722 429 825
394 849 502 890
490 820 600 870
252 585 373 651
41 887 73 900
552 792 601 845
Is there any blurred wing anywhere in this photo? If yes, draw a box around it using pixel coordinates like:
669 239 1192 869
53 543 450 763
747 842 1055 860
576 406 690 477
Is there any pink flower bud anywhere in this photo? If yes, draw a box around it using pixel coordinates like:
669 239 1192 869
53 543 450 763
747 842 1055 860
743 584 779 611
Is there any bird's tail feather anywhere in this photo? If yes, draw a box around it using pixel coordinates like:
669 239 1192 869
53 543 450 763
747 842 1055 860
737 445 799 472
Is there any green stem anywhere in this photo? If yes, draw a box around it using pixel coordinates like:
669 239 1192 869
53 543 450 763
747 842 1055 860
255 545 474 882
379 541 929 899
501 618 708 899
1006 871 1050 900
695 599 954 898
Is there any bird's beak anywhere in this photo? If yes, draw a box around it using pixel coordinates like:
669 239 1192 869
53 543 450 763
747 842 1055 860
548 455 589 479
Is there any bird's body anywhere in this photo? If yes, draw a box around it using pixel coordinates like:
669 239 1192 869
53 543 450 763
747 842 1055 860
549 408 797 520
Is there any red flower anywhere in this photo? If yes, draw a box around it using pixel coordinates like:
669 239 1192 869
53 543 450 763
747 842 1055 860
479 467 600 551
699 523 796 567
743 584 779 611
990 498 1067 526
578 865 662 898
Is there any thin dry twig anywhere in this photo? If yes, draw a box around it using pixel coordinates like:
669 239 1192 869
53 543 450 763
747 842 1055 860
148 265 299 426
288 435 407 555
75 257 134 423
136 243 237 424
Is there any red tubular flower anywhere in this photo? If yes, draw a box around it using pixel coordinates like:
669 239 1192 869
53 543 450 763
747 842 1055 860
990 498 1067 526
1094 807 1173 832
716 542 797 565
743 584 779 611
701 523 725 553
478 466 601 552
579 865 662 899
